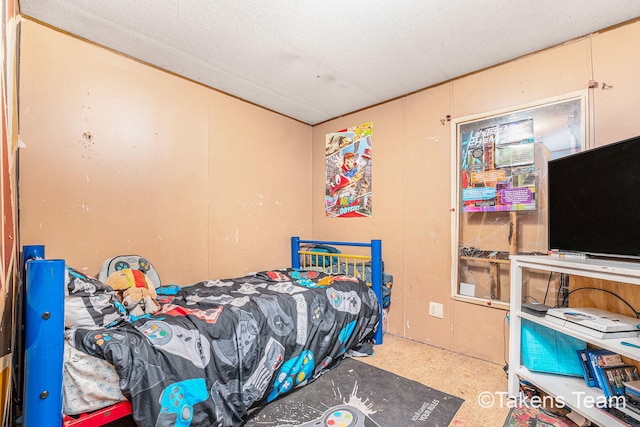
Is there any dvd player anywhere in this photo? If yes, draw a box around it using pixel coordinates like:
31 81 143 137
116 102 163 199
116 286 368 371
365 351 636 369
545 307 640 339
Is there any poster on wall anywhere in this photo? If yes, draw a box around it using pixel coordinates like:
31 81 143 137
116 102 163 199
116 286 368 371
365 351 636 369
460 118 536 212
325 122 372 217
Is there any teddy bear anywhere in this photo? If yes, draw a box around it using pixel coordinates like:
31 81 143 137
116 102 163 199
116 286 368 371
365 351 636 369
106 268 158 307
121 286 160 316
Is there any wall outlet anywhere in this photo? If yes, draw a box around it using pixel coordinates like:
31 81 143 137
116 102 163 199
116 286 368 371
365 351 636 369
429 302 444 318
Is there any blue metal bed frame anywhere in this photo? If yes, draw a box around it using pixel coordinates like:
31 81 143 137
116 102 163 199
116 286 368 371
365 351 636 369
290 236 384 345
21 237 384 426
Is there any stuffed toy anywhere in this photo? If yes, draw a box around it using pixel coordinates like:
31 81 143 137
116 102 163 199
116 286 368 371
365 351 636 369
106 268 158 303
121 287 160 316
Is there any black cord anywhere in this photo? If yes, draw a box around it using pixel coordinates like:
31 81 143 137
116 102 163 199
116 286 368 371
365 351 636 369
561 287 640 318
543 272 552 306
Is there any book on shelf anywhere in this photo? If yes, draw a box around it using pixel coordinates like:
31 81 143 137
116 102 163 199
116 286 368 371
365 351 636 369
584 349 625 392
577 349 597 387
601 378 640 425
600 365 640 397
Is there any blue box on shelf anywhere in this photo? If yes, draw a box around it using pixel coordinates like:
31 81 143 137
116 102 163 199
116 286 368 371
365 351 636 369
521 318 586 377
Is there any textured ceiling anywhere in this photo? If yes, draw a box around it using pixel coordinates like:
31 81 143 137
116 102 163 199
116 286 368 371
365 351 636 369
19 0 640 125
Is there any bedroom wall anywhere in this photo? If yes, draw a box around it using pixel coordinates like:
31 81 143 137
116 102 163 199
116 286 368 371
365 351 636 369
311 19 640 363
18 21 312 286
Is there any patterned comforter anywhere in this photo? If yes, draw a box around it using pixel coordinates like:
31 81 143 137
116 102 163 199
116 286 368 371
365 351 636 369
69 268 379 427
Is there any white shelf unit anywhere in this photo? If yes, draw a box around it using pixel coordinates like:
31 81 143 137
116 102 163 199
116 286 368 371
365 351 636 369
509 254 640 426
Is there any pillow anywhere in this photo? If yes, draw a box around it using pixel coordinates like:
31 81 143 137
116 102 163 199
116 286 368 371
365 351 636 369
65 266 123 328
63 341 127 415
98 255 161 288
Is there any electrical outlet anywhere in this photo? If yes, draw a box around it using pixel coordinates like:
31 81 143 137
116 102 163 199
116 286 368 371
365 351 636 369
429 302 444 318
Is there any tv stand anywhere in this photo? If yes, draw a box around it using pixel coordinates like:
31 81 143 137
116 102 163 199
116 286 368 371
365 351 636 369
509 254 640 426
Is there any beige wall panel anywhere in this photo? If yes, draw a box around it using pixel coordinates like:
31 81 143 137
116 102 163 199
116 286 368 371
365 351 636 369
18 21 312 287
207 91 312 278
451 300 508 361
452 39 591 119
401 85 454 346
19 22 210 284
311 101 405 335
591 20 640 146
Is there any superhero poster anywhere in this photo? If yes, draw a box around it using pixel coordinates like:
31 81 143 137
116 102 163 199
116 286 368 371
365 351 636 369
325 122 372 217
460 118 536 212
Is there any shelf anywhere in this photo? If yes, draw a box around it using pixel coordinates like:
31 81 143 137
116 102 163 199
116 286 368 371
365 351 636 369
510 254 640 285
509 255 640 427
516 367 628 427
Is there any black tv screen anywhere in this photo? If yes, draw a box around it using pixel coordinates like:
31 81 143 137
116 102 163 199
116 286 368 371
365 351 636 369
548 135 640 259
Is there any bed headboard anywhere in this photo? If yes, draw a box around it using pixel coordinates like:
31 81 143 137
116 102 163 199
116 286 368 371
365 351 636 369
290 236 383 344
21 245 66 427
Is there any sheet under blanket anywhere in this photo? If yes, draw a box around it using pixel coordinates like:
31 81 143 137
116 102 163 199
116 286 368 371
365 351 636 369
70 268 379 427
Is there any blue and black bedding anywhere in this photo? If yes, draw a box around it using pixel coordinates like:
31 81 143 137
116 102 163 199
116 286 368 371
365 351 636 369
67 268 380 427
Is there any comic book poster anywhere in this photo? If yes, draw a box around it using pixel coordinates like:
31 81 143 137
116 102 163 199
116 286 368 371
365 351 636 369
460 118 536 212
325 122 372 217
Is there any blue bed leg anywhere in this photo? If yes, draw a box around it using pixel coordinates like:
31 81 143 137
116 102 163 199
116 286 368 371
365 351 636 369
371 239 383 344
291 236 301 269
23 259 65 427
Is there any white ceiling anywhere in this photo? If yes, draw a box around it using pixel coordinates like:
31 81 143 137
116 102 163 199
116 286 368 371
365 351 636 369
19 0 640 125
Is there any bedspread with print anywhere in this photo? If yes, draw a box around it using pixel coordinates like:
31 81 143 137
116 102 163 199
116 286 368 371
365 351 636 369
70 268 379 427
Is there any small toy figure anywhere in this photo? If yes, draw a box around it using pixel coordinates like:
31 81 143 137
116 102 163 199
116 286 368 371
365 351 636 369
317 276 334 287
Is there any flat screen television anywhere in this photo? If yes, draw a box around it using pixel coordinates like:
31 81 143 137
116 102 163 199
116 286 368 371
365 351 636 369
548 135 640 259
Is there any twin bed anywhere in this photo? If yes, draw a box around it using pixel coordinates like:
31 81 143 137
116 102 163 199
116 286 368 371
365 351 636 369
21 237 386 427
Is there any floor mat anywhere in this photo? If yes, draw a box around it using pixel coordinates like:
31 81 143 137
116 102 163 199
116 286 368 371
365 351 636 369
502 405 579 427
245 357 464 427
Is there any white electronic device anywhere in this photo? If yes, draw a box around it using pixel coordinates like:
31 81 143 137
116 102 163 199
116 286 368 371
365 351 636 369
545 307 640 339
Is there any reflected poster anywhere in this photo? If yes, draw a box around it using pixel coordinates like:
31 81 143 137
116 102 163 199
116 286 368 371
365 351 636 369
460 118 536 212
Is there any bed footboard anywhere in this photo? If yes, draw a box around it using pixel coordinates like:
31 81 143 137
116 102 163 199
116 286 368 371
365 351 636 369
291 236 384 344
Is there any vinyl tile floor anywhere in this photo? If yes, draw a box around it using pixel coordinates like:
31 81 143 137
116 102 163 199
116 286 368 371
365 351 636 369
359 333 511 426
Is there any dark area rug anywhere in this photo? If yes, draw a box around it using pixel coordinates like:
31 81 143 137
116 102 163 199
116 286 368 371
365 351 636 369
245 357 464 427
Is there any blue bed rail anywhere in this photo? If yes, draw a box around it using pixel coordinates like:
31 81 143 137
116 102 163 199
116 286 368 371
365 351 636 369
291 236 383 344
22 245 65 427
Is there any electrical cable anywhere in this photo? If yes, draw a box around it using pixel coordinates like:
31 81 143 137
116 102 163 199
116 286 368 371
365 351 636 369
503 310 510 376
542 271 552 305
561 287 639 318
